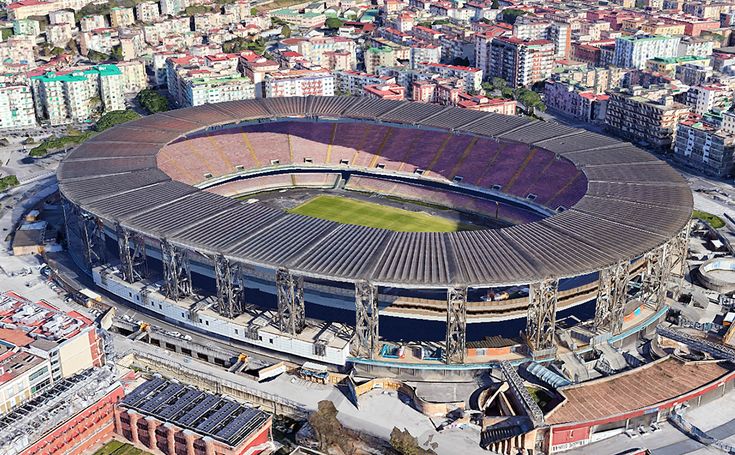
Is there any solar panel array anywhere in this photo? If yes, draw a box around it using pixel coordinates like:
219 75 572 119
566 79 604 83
121 379 269 447
58 96 692 288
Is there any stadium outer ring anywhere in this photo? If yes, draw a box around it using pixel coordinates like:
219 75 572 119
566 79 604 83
57 96 692 366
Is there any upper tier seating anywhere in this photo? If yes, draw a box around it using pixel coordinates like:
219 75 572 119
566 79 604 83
158 120 585 212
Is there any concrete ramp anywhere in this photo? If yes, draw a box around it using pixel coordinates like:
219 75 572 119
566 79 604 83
558 352 589 382
598 343 628 371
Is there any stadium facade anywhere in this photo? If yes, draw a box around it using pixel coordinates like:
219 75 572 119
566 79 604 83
57 96 692 371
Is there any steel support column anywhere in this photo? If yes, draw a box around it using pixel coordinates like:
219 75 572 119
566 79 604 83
161 239 192 301
640 245 670 310
72 206 105 269
214 254 244 319
446 287 467 364
276 268 305 335
354 280 378 359
667 225 690 302
116 224 147 283
526 279 558 353
594 260 630 335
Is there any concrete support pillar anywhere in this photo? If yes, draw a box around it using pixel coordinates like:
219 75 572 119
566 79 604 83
113 406 122 434
183 429 197 455
145 416 159 450
128 410 141 445
203 436 216 455
164 423 177 455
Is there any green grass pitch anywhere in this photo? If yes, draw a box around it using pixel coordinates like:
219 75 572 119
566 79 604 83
287 195 466 232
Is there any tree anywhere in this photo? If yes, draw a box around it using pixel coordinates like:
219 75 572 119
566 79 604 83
281 24 291 38
94 109 140 132
324 17 344 29
87 49 110 63
223 37 265 54
500 8 529 25
492 77 507 90
390 427 437 455
308 401 354 453
110 45 123 61
137 89 170 113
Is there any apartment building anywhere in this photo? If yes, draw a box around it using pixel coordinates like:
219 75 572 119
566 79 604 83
415 61 483 92
334 70 392 95
613 34 681 69
0 83 37 129
264 69 335 97
486 37 555 87
31 64 125 125
605 85 691 150
0 291 105 414
364 83 406 100
674 112 735 177
167 53 255 107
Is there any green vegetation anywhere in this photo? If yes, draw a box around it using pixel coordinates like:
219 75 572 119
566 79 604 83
324 17 344 29
254 0 309 13
500 8 530 25
0 175 19 191
95 109 140 132
223 37 266 54
693 210 725 228
482 78 545 111
1 28 13 40
30 109 139 157
137 89 170 113
390 427 437 455
526 386 553 410
93 440 152 455
281 23 292 37
184 4 214 14
76 0 147 21
87 49 110 63
29 131 92 157
287 195 470 232
308 401 355 453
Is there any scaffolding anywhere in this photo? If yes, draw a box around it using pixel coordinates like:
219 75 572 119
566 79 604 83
445 287 467 364
214 254 245 319
161 239 192 301
116 223 147 283
594 260 630 334
526 279 558 353
353 280 378 359
276 268 305 335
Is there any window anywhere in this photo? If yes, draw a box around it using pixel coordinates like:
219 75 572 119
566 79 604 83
203 173 213 179
526 193 537 201
414 168 425 175
376 163 385 169
235 165 244 171
340 159 349 165
491 184 502 191
304 157 313 163
453 176 463 183
270 159 280 165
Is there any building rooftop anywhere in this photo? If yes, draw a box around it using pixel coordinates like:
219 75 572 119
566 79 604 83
0 292 92 345
546 357 733 425
121 378 270 447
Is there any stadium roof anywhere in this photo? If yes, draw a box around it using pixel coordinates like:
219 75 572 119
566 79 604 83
58 97 692 288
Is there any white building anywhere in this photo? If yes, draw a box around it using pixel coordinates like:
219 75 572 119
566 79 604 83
79 14 106 32
31 64 125 125
47 23 73 47
264 69 335 98
613 34 681 69
135 1 160 23
110 7 135 27
0 83 36 129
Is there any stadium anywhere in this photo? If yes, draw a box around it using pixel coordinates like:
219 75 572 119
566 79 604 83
57 96 692 373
